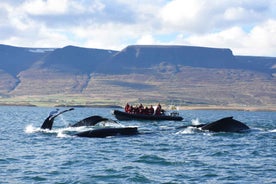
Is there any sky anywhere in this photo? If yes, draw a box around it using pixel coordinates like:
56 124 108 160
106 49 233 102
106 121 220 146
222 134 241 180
1 0 276 56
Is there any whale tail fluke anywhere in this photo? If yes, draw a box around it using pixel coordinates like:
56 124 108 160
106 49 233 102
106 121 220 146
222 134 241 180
40 108 74 130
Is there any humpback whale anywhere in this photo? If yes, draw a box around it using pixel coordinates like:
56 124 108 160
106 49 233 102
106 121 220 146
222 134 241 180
72 116 138 138
178 117 250 133
40 108 108 130
75 127 139 138
40 108 139 138
41 108 74 130
201 117 250 132
70 115 110 127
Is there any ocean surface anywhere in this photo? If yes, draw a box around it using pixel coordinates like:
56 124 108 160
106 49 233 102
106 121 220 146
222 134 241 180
0 106 275 184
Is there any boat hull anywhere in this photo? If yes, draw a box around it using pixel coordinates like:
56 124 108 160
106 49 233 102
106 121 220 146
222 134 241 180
113 110 183 121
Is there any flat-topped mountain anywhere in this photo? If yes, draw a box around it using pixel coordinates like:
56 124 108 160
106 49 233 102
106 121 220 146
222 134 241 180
101 45 275 74
40 45 117 73
0 44 275 109
107 45 236 69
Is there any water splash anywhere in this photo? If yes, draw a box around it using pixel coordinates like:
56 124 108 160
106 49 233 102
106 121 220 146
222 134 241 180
95 120 123 128
24 124 40 134
59 115 71 127
24 123 94 138
57 130 73 138
176 127 198 134
55 126 94 138
191 118 201 125
176 118 203 134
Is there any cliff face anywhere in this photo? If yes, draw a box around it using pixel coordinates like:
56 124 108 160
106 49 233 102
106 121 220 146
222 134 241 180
0 44 275 107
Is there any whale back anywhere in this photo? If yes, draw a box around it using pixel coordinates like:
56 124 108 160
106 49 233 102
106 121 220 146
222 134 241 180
71 115 108 127
201 117 250 132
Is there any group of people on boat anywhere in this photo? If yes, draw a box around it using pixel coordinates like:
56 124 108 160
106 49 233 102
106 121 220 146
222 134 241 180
124 103 164 116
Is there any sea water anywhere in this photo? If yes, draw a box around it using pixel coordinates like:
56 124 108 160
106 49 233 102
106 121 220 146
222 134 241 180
0 106 275 183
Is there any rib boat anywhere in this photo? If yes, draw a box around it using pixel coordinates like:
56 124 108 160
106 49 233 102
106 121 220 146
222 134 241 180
112 110 183 121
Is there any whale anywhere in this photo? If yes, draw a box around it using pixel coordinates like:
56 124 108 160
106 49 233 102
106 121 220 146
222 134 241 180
201 117 250 132
75 127 139 138
72 116 138 138
41 108 74 130
40 108 109 130
40 108 139 138
70 115 110 127
178 117 250 133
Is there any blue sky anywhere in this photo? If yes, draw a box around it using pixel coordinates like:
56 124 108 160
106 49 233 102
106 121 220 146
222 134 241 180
1 0 276 56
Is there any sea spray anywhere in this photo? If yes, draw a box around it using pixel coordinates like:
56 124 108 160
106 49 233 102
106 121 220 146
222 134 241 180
24 124 38 134
191 118 201 125
176 126 198 134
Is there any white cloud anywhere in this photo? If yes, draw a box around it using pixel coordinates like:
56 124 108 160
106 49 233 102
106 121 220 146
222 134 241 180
159 0 207 32
180 27 248 52
71 23 140 50
0 0 276 56
22 0 69 15
159 0 272 33
224 7 252 21
246 19 276 55
177 19 276 56
136 35 155 45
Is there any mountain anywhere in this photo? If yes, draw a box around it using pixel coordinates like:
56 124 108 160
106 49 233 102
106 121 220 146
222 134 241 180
235 55 276 73
0 44 275 109
105 45 237 70
0 44 51 76
100 45 275 74
40 45 117 73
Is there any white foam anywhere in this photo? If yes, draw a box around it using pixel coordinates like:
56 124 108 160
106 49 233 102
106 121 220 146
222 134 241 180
95 120 123 128
24 124 40 134
176 126 197 134
57 130 72 138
